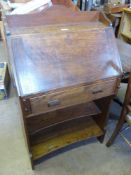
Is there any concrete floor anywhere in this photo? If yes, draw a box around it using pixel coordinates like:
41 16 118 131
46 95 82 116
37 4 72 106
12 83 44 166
0 42 131 175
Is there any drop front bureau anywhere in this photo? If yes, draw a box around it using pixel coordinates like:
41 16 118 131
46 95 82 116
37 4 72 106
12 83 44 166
4 2 122 168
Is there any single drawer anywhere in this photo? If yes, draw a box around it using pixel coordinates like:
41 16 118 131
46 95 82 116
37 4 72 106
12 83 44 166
23 78 117 115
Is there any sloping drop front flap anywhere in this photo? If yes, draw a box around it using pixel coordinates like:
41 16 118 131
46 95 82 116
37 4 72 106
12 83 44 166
11 25 122 96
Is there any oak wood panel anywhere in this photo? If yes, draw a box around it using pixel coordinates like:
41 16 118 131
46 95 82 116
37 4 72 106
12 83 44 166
26 102 101 134
7 21 105 36
6 7 100 31
29 79 117 115
10 26 121 97
31 118 103 160
30 116 103 146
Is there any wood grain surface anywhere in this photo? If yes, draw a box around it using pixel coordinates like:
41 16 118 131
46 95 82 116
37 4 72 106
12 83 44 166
28 78 116 115
31 117 103 160
27 101 101 134
6 6 107 31
10 26 121 96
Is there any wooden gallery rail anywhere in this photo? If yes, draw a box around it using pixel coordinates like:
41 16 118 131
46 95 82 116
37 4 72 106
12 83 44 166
4 1 122 169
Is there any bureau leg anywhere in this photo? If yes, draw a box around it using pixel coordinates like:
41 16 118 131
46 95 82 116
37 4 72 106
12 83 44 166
94 97 113 129
97 130 106 143
94 96 113 144
19 97 35 170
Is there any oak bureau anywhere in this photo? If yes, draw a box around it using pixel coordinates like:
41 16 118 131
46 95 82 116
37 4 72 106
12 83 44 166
4 1 122 168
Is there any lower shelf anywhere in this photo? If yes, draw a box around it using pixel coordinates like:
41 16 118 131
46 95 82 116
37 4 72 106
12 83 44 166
31 118 103 161
121 32 131 40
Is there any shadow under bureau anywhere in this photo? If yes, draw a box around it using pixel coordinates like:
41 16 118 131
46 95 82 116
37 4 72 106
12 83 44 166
5 5 122 168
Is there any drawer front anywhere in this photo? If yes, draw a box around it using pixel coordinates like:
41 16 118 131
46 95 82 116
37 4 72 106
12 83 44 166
26 79 117 115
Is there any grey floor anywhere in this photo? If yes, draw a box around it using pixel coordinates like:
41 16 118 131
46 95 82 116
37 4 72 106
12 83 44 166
0 41 131 175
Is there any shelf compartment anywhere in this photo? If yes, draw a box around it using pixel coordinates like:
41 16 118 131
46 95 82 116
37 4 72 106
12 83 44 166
31 117 103 161
119 9 131 43
121 33 131 40
27 101 101 135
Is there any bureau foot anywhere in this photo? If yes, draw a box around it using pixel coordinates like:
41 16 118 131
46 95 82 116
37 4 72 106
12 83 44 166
97 131 106 143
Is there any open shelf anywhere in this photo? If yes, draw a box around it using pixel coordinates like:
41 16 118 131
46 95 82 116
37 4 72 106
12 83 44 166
119 9 131 43
27 101 101 135
31 117 103 161
121 33 131 40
